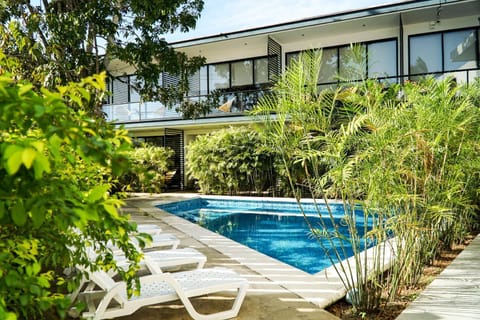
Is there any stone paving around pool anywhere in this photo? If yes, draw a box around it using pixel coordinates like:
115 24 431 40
119 193 342 320
396 233 480 320
119 193 480 320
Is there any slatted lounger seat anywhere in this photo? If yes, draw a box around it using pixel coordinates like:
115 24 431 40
78 267 249 320
109 233 180 253
133 223 163 235
114 247 207 273
139 233 180 250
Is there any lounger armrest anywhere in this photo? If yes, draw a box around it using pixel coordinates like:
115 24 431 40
143 256 164 274
83 282 127 319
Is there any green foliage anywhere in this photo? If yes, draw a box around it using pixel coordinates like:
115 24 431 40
186 127 276 194
0 0 206 117
117 144 175 193
350 77 480 293
0 72 145 319
253 49 480 313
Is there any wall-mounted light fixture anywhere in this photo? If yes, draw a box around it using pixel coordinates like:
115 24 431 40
429 20 440 29
429 3 442 29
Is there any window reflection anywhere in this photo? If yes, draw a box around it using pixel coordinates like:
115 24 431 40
232 60 253 86
319 48 338 84
339 45 366 81
286 39 397 85
368 40 397 80
127 76 140 102
209 63 230 91
286 53 299 67
254 58 268 84
444 29 477 71
409 34 442 75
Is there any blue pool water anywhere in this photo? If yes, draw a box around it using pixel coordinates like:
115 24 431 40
157 198 371 274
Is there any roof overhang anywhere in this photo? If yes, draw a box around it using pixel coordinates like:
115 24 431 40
171 0 476 49
171 0 479 63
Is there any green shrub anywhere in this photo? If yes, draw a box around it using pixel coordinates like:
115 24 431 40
186 127 276 195
0 73 144 319
117 144 174 193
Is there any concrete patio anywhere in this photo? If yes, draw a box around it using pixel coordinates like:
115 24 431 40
117 193 480 320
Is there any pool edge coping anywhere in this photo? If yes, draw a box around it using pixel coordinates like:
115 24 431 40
126 193 395 309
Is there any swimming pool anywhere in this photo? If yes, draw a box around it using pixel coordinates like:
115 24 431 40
157 197 371 274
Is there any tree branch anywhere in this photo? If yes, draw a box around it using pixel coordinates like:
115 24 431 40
25 3 49 52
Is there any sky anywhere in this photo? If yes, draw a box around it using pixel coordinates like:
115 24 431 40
165 0 408 42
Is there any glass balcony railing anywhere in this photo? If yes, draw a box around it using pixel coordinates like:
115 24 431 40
102 101 182 122
102 88 269 123
103 68 479 123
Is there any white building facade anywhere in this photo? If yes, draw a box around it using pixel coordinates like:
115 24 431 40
104 0 480 189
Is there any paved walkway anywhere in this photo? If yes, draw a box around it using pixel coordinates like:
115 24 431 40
397 233 480 320
120 193 340 320
120 193 480 320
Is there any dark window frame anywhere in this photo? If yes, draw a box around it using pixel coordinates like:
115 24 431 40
205 56 269 94
408 27 480 77
285 37 398 85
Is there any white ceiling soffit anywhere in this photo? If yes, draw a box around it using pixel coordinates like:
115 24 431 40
171 0 479 49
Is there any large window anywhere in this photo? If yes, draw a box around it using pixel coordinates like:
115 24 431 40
368 40 398 79
254 58 268 84
205 57 268 94
232 60 253 86
188 66 208 96
208 63 230 90
409 28 479 76
111 76 129 104
286 39 397 86
319 48 338 84
444 29 478 70
129 75 140 102
410 34 442 74
339 45 367 80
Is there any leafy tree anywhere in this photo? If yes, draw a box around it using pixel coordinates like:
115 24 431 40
0 0 206 118
0 72 147 319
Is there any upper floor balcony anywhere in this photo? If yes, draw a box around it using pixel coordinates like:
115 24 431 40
103 68 479 124
103 9 480 124
102 87 269 123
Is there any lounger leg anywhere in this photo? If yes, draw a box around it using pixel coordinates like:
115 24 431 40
165 274 248 320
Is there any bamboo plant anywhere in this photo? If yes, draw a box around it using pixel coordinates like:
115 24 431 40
252 48 480 313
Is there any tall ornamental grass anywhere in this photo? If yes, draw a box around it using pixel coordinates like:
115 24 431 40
252 48 480 313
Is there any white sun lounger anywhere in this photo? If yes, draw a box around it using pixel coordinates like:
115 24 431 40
114 247 207 273
78 267 249 320
132 223 163 235
135 233 180 250
72 247 207 304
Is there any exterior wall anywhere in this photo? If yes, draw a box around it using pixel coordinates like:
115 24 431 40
105 0 480 189
179 35 269 64
402 15 480 75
